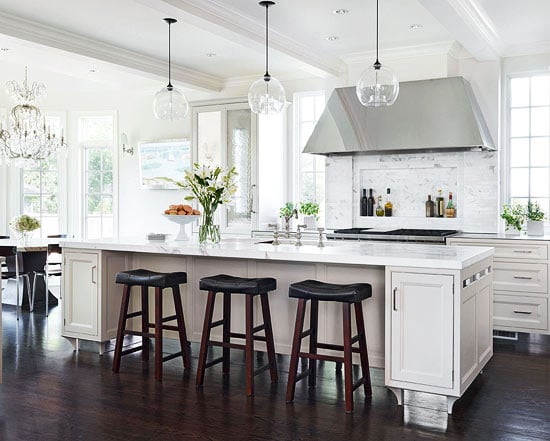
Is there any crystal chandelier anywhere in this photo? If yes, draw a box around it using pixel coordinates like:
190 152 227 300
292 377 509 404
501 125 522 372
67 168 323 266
0 67 66 163
356 0 399 107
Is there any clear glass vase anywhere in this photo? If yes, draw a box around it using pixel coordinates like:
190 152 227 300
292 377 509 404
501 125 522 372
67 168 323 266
198 212 220 245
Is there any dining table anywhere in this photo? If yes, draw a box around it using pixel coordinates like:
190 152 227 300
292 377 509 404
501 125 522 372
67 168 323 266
0 238 61 311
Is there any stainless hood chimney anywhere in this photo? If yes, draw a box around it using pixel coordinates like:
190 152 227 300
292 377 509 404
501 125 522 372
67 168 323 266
303 76 495 155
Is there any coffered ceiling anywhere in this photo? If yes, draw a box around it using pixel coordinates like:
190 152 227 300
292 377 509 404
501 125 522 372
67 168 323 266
0 0 548 92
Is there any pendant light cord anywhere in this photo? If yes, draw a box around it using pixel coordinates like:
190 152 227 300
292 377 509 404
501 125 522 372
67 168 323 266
374 0 381 69
264 3 270 80
168 20 173 88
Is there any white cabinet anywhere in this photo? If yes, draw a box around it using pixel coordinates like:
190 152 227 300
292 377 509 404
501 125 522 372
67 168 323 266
389 272 454 388
62 249 128 353
448 238 550 334
385 258 493 414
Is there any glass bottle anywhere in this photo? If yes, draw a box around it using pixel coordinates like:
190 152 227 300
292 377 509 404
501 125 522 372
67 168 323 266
446 192 456 218
435 189 444 218
425 195 435 217
360 189 368 216
367 189 375 216
384 188 393 217
375 196 384 216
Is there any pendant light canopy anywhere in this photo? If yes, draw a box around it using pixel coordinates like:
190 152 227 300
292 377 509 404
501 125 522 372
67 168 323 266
356 0 399 107
248 1 286 115
153 18 189 120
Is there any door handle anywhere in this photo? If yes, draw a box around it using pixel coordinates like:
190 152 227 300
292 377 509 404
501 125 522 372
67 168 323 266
513 310 532 315
393 287 398 311
513 275 533 280
91 265 97 284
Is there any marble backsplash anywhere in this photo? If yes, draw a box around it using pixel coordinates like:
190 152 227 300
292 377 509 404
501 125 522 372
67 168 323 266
325 150 498 233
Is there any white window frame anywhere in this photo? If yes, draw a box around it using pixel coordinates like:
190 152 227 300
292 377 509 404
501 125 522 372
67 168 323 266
74 111 118 239
504 71 550 210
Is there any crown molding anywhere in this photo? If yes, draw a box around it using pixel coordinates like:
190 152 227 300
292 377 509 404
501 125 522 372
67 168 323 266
342 41 457 65
136 0 347 78
502 41 550 59
419 0 502 61
0 11 224 92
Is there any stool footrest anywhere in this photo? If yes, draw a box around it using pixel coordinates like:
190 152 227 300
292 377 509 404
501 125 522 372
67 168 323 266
162 314 177 323
162 324 180 332
316 342 362 354
252 324 266 334
209 340 246 351
300 329 313 339
253 363 272 377
121 346 144 356
162 351 184 363
205 356 224 369
210 319 225 329
299 352 343 363
124 330 155 338
295 370 310 382
353 377 366 391
125 311 143 319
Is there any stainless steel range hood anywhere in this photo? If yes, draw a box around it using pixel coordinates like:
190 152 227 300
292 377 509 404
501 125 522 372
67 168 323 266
303 76 495 155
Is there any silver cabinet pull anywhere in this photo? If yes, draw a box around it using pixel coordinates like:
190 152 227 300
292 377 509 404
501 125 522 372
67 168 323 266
513 250 533 254
513 310 532 315
393 287 398 311
91 265 97 284
513 275 533 280
248 184 257 215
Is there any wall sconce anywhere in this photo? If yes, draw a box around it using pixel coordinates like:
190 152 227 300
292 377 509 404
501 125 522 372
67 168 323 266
121 133 134 156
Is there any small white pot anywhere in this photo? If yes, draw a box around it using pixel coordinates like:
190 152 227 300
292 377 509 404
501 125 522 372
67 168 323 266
504 226 521 236
527 220 545 236
302 215 317 230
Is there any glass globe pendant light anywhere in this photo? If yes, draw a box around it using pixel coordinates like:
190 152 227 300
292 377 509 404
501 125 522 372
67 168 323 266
153 18 189 120
248 1 286 115
356 0 399 107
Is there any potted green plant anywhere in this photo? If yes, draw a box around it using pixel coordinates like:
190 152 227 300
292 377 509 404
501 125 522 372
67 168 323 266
526 200 545 236
298 201 319 230
279 202 297 234
9 214 41 244
500 203 525 235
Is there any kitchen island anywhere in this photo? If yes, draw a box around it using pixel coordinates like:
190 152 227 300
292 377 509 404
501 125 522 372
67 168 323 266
60 237 493 413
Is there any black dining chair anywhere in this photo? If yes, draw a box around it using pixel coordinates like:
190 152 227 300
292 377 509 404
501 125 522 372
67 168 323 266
32 234 66 316
0 245 33 320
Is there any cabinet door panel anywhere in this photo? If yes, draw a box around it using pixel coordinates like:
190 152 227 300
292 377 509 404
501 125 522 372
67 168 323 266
63 252 98 336
391 272 454 388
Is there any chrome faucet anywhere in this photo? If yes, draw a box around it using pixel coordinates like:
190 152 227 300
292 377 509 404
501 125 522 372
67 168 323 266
317 227 325 248
283 209 298 238
268 223 280 246
295 224 307 246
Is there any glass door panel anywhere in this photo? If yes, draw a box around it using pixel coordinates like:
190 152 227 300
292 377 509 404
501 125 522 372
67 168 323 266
197 111 222 166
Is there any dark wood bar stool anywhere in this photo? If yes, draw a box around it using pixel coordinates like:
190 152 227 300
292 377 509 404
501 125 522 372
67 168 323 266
196 274 278 396
112 269 191 380
286 279 373 413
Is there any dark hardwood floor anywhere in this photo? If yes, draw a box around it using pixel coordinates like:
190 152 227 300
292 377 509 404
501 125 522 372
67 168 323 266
1 304 549 441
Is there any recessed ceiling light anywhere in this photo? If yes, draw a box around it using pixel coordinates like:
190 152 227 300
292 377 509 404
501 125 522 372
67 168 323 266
409 23 423 30
333 8 349 15
89 67 97 73
205 52 217 57
326 36 340 41
0 48 9 52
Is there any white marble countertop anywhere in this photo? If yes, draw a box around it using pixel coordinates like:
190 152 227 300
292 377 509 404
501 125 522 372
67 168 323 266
61 236 493 270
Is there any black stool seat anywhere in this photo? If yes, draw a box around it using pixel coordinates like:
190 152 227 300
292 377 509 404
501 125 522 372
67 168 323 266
289 280 372 303
199 274 276 295
115 269 187 288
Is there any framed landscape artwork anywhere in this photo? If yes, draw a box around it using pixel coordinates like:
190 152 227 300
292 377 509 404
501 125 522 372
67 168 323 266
138 138 191 189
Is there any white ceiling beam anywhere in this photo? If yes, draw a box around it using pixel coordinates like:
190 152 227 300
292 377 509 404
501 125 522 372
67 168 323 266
418 0 503 61
0 11 224 92
134 0 346 78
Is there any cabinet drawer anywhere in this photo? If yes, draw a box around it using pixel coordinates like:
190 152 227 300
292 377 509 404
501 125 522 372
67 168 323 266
493 262 548 293
494 294 548 330
448 240 548 260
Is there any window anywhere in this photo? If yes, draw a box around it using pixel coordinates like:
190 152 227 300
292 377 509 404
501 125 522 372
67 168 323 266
293 91 326 221
509 74 550 213
21 115 64 237
78 114 115 239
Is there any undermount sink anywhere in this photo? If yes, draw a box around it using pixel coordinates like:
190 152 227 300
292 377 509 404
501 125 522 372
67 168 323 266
255 238 332 247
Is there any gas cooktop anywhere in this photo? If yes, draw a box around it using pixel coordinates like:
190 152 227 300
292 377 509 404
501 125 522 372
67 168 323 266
327 228 459 243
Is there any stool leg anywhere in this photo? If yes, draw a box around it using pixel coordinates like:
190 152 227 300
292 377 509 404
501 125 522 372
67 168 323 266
196 291 216 387
354 302 372 397
222 292 231 374
286 298 307 403
308 299 319 388
141 286 149 362
154 287 163 381
260 293 278 383
342 303 353 413
113 284 131 373
172 285 191 369
245 294 254 396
